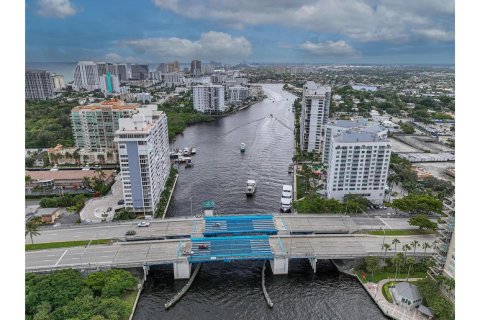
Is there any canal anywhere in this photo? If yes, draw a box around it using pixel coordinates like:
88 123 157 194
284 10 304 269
133 84 387 319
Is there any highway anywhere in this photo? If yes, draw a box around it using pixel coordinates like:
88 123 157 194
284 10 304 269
29 215 418 244
25 234 435 272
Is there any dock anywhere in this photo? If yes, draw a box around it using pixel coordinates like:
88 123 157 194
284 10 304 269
164 262 202 309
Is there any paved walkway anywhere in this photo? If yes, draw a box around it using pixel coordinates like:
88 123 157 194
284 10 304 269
362 278 429 320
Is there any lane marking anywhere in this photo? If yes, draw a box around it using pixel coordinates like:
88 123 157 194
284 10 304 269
54 250 68 267
377 217 392 230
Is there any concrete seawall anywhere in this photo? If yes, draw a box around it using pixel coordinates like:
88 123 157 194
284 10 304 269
162 173 179 219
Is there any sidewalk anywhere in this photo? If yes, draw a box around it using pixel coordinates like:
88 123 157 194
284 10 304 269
361 277 428 320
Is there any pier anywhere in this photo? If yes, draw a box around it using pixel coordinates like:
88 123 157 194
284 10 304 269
165 263 202 309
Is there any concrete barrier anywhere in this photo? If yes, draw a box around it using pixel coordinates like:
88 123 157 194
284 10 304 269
262 261 274 308
162 174 179 219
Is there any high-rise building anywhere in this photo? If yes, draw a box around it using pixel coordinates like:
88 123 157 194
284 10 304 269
191 60 202 76
164 72 184 87
157 63 167 73
322 119 387 165
115 64 128 82
429 195 455 301
300 81 331 153
211 73 226 84
73 61 100 91
114 106 170 214
228 86 249 102
167 61 180 73
51 74 65 91
99 72 120 95
325 129 392 204
130 64 149 80
96 62 116 76
149 71 162 81
193 84 225 113
25 69 55 100
201 63 215 75
71 99 141 152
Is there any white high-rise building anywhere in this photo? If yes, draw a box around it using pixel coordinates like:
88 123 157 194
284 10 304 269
193 84 225 113
325 130 392 204
229 86 249 102
73 61 100 91
322 119 388 165
51 74 65 91
99 73 120 95
300 81 331 153
25 69 55 100
114 106 170 214
163 72 184 87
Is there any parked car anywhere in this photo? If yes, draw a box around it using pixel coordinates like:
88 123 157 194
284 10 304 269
117 199 125 205
182 250 194 255
126 230 136 236
198 244 209 250
138 221 150 227
106 207 112 212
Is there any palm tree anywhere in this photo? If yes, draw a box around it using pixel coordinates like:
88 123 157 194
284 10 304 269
410 240 419 258
97 154 105 164
392 238 400 253
49 153 57 164
382 243 391 263
83 155 89 164
82 177 91 188
73 151 81 164
65 152 72 159
402 244 411 265
25 175 32 184
393 254 403 281
405 257 415 281
106 151 113 160
421 242 431 259
25 220 41 244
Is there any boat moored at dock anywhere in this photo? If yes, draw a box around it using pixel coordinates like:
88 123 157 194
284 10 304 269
246 180 257 196
240 143 246 153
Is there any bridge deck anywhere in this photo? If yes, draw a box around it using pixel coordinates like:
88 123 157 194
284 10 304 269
204 215 277 236
189 236 273 263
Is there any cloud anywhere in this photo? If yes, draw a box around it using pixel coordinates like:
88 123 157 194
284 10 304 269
119 31 252 61
414 29 455 42
153 0 454 43
37 0 77 18
301 40 360 58
104 53 139 63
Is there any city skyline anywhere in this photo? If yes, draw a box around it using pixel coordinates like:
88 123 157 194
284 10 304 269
26 0 454 64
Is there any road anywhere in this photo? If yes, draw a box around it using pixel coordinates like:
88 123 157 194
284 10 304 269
80 177 124 223
29 215 420 244
25 234 435 272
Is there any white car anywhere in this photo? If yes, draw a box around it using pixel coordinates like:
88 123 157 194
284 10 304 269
137 221 150 227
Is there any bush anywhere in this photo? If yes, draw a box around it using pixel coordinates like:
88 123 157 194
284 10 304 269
112 209 136 221
39 194 85 212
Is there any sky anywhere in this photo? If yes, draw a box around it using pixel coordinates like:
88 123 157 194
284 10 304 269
26 0 455 64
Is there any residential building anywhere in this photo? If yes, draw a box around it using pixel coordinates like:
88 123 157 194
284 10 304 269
115 64 128 82
136 92 152 103
114 106 170 214
131 64 149 80
167 61 180 73
46 144 118 165
211 73 226 84
96 62 116 76
25 69 55 100
300 81 331 152
71 99 141 152
164 72 184 87
201 63 215 75
157 63 167 73
73 61 100 91
249 84 264 98
99 72 120 95
235 77 249 86
51 74 65 91
193 84 225 113
229 86 249 102
325 130 392 204
429 195 455 301
191 60 202 76
25 169 115 190
322 119 387 165
149 71 162 81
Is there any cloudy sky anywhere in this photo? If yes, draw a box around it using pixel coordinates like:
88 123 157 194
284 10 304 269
26 0 455 64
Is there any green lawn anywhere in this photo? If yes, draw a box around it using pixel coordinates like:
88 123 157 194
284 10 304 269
122 289 139 319
366 229 434 236
382 281 398 302
355 270 428 283
25 239 111 251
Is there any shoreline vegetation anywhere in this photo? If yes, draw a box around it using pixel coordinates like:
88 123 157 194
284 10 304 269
25 239 112 251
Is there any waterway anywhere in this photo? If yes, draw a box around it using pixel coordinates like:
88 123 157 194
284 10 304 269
133 84 387 319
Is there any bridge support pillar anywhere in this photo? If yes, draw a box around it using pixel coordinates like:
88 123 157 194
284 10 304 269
143 265 150 281
173 261 191 279
309 258 317 273
270 257 289 275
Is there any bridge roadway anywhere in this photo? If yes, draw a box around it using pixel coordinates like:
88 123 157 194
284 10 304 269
29 215 415 243
26 234 435 278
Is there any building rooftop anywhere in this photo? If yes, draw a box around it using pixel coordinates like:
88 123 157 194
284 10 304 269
72 99 141 112
333 131 390 143
394 282 422 302
26 169 115 181
329 119 369 128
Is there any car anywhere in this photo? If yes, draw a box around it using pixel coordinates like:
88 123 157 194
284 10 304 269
117 199 125 205
182 250 194 255
214 222 221 227
126 230 136 236
106 207 112 212
138 222 150 227
198 244 209 250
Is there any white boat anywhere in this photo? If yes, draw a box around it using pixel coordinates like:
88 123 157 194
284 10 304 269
240 143 246 153
191 147 196 155
246 180 257 196
280 185 293 212
183 147 190 156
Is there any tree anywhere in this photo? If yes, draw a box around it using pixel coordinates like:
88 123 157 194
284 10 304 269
364 256 380 282
26 175 33 184
382 243 391 263
391 238 401 253
422 242 432 258
83 155 89 164
410 240 419 258
73 151 81 164
25 220 41 244
405 257 415 281
392 193 443 214
82 177 91 188
409 214 438 230
393 253 403 281
443 277 455 299
402 244 411 265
